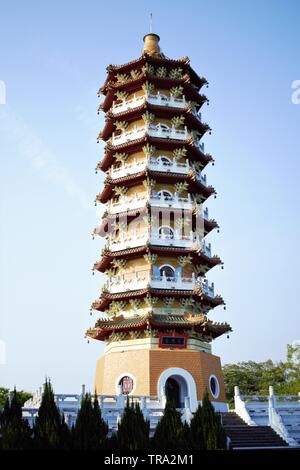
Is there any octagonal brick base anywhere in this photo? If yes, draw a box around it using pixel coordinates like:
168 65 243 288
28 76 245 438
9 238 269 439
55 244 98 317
94 348 226 404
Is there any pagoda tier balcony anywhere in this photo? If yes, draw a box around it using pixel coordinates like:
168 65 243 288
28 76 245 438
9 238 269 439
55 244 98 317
110 124 205 153
109 157 207 185
107 226 212 254
108 193 147 214
105 270 214 296
111 92 202 122
106 270 196 294
200 279 215 297
150 192 193 210
107 192 210 219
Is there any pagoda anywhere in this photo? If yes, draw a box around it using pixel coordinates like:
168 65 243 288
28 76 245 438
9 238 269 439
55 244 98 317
87 34 231 411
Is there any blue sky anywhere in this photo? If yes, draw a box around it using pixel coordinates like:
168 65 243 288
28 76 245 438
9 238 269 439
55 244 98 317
0 0 299 394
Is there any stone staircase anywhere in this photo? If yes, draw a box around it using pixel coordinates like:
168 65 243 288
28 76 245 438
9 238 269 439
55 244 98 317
221 412 289 449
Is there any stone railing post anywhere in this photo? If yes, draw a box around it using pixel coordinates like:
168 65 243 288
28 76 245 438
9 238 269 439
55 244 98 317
160 386 166 409
234 386 256 426
181 396 193 424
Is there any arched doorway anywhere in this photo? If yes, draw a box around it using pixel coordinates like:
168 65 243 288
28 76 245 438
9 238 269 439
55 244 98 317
158 367 198 412
159 226 174 239
159 264 175 280
165 377 180 407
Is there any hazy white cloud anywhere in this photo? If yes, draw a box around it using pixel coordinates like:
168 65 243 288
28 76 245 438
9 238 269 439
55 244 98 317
0 106 91 210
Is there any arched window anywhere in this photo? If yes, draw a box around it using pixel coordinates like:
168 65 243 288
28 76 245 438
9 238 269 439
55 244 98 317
157 190 173 201
119 376 134 395
160 264 175 279
159 93 169 101
159 226 174 239
157 155 171 165
209 375 220 399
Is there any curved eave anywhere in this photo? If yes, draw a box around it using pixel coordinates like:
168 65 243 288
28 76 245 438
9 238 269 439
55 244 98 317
98 137 212 173
100 76 208 113
99 55 207 95
86 314 231 341
93 245 222 273
99 103 210 141
96 171 215 204
91 287 224 313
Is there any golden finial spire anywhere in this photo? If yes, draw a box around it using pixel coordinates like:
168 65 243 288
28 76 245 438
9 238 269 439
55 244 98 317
142 32 161 56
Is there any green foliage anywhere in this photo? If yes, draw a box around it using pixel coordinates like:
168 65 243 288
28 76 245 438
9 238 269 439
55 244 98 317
152 400 188 451
115 73 128 84
223 360 286 406
0 388 32 450
0 387 32 408
178 255 193 267
171 115 185 129
175 181 188 194
156 66 167 77
169 68 183 79
200 390 227 450
33 379 70 450
170 86 184 98
173 147 187 161
142 111 155 125
115 91 128 102
115 121 128 132
116 399 150 450
189 403 205 450
223 344 300 406
142 81 155 94
72 393 108 450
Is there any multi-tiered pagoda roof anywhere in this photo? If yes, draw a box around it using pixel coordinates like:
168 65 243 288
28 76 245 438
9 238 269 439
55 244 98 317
87 33 231 347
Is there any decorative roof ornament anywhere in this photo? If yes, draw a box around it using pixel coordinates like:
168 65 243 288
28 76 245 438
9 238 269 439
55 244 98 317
142 33 165 58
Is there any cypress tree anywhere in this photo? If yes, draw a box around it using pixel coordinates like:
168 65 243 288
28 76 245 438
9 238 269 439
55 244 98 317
189 402 205 450
116 399 150 450
33 379 66 449
201 389 227 450
152 400 187 451
0 388 32 450
73 393 108 449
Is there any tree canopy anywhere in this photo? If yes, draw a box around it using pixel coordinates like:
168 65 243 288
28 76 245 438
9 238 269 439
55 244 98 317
223 343 300 405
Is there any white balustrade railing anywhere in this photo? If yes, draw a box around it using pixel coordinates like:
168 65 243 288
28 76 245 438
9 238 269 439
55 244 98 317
110 157 207 185
111 123 206 152
150 272 196 291
150 192 192 210
108 229 149 251
147 92 188 110
234 386 300 447
148 123 188 141
108 227 213 255
201 240 212 257
199 278 215 297
106 270 198 293
108 193 147 214
148 157 189 175
111 126 146 146
109 160 146 179
108 192 204 215
107 269 150 293
112 95 145 114
111 92 202 123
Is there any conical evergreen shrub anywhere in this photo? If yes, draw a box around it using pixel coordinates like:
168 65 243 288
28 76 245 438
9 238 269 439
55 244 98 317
189 402 205 450
116 399 150 450
0 388 32 450
152 400 187 451
33 379 70 449
201 389 227 450
72 393 108 449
